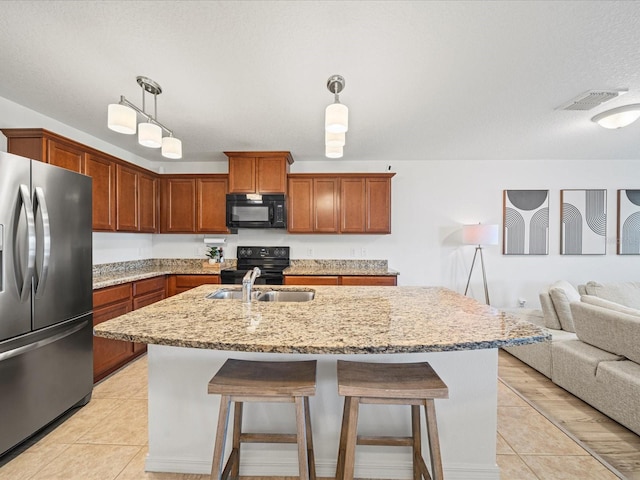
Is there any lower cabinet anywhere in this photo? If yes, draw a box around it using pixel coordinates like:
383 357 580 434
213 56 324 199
167 274 221 296
284 275 397 286
93 276 166 382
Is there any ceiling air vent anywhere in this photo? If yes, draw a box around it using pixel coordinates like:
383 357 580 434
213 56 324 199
556 89 628 111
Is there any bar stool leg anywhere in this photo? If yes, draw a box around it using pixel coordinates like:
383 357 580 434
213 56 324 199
342 396 360 480
211 394 232 479
230 402 243 479
425 399 444 480
335 396 350 479
294 396 310 480
411 404 422 480
303 396 316 480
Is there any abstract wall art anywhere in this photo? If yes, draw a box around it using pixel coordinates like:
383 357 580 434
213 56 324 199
503 190 549 255
618 189 640 254
560 189 606 255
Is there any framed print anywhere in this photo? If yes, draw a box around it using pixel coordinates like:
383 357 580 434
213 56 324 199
560 189 606 255
503 190 549 255
618 189 640 254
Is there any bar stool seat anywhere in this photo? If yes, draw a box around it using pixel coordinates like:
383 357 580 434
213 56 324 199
335 360 449 480
208 359 317 480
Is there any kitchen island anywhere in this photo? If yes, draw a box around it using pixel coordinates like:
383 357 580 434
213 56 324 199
94 285 547 479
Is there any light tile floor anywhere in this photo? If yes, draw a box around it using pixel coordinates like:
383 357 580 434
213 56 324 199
0 353 625 479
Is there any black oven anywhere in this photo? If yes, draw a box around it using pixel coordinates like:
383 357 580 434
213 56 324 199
226 194 286 229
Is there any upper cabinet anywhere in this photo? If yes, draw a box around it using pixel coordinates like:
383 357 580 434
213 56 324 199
225 151 293 194
288 173 394 234
160 175 229 234
116 163 158 233
84 153 116 231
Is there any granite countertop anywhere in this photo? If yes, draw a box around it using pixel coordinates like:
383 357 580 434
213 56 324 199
283 260 398 276
93 259 399 290
93 285 548 354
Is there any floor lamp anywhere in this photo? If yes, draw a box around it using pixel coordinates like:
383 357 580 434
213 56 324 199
463 224 499 305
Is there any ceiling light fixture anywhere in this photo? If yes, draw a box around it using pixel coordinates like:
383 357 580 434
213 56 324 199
325 75 348 158
591 104 640 129
107 76 182 159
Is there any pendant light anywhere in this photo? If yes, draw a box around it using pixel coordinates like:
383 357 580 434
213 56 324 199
107 76 183 158
325 75 348 158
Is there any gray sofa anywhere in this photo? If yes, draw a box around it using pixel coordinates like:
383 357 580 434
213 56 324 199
503 280 640 436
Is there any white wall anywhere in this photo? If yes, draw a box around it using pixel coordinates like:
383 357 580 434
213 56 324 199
3 94 639 309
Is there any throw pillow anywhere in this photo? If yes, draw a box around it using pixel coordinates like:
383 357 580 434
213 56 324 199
584 281 640 310
548 280 580 332
539 291 562 329
581 295 640 317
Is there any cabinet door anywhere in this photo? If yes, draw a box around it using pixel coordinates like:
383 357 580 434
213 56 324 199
366 177 392 233
340 177 366 233
287 177 314 233
161 178 196 232
314 177 340 233
228 156 256 193
139 173 158 233
83 153 116 231
47 139 84 172
257 156 287 193
340 276 397 286
167 275 220 296
197 177 229 233
116 164 139 231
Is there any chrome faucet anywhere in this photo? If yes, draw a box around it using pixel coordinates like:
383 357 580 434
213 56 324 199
242 267 261 303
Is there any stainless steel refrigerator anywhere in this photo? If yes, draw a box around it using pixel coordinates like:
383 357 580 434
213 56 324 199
0 151 93 456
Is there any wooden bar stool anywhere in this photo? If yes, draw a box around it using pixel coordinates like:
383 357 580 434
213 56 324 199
208 359 317 480
335 360 449 480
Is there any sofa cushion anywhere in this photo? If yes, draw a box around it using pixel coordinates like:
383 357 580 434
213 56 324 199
570 301 640 364
581 295 640 317
584 281 640 310
548 280 580 332
539 291 562 329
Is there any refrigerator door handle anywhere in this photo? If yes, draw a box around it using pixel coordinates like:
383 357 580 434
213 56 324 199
33 186 51 298
15 184 36 302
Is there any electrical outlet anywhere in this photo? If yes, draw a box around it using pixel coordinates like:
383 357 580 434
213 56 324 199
361 248 366 257
518 298 527 308
307 248 313 257
350 248 356 257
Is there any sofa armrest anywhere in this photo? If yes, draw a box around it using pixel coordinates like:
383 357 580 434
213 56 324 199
570 301 640 364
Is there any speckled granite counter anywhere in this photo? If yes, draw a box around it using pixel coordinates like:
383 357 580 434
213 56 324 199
93 285 546 354
284 259 399 276
92 259 235 289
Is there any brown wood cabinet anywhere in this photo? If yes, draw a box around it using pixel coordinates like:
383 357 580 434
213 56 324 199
167 274 221 296
225 151 293 194
284 275 396 286
93 276 166 382
1 128 158 233
83 153 117 231
160 175 229 233
288 173 394 234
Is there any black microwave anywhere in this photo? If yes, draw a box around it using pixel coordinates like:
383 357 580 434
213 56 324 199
226 194 287 229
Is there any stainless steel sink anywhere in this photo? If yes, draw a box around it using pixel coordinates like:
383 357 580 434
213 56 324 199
206 288 314 302
256 290 315 302
205 289 255 300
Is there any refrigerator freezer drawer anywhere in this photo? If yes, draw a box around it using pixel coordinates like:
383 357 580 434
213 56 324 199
0 315 93 456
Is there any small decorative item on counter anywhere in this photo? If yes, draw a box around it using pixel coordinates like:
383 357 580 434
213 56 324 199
204 246 222 271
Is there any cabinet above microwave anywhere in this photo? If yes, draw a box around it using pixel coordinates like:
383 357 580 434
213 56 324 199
224 151 293 194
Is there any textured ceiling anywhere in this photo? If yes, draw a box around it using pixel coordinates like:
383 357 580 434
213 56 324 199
1 1 640 163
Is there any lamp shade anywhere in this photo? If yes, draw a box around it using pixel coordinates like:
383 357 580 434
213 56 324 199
462 224 499 246
325 102 348 133
325 145 343 158
325 131 346 147
161 136 182 159
591 104 640 129
138 122 162 148
107 104 136 134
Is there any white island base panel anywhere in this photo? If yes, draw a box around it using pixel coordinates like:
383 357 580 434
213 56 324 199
145 345 500 480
